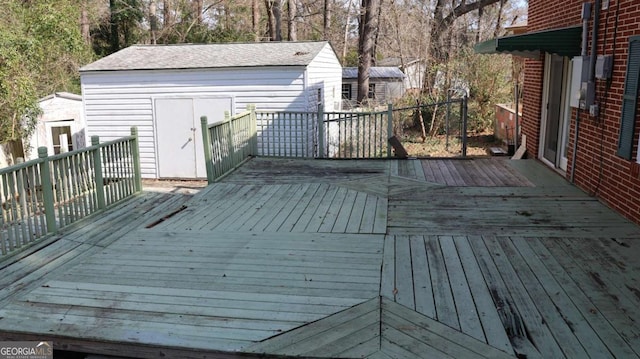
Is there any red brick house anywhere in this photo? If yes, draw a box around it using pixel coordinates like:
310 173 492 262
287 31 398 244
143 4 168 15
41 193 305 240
476 0 640 225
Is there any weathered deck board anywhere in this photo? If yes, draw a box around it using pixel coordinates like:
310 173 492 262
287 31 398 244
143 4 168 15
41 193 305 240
0 158 639 359
388 185 638 237
468 235 564 358
512 237 628 358
162 182 388 234
0 229 384 354
381 298 515 358
247 297 380 356
414 158 533 187
0 192 192 303
538 238 640 356
381 234 515 355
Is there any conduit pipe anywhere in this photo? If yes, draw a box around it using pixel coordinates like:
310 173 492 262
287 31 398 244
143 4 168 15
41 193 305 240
571 0 599 183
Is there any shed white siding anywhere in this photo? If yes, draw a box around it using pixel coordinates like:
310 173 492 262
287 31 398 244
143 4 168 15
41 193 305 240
306 43 343 112
25 93 86 160
81 41 342 179
82 67 314 178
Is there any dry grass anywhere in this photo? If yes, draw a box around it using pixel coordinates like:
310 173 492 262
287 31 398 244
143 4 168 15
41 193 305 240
399 129 503 157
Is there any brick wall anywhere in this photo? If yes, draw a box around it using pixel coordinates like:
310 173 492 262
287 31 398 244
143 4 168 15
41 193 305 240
524 0 640 225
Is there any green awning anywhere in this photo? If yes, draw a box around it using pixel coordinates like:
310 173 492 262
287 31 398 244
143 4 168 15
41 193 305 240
474 26 583 58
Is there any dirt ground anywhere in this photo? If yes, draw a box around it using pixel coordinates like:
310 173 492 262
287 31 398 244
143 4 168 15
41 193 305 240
142 179 207 194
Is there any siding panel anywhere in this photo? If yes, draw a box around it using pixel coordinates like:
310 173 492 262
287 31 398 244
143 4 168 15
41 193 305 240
81 58 341 178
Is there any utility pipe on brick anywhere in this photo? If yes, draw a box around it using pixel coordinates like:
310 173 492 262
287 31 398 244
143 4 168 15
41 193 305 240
572 0 599 183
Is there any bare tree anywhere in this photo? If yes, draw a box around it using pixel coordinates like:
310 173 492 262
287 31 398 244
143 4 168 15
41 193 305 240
163 0 173 28
423 0 505 94
288 0 298 41
253 0 260 41
81 1 91 44
323 0 331 40
193 0 203 23
109 0 119 52
342 0 355 62
149 0 158 44
265 0 283 41
494 0 506 37
357 0 380 103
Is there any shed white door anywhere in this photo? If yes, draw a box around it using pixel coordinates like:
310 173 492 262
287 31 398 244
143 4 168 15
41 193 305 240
155 97 232 179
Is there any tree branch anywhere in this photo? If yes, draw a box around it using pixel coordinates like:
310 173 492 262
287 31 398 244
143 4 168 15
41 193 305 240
442 0 502 29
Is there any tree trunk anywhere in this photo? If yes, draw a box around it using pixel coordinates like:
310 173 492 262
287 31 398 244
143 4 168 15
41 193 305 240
476 6 483 43
109 0 119 52
323 0 331 40
150 1 158 44
193 0 203 24
163 0 173 29
372 0 383 66
273 0 282 41
288 0 297 41
357 0 380 104
265 0 282 41
80 1 90 44
494 0 506 37
252 0 260 41
342 0 355 63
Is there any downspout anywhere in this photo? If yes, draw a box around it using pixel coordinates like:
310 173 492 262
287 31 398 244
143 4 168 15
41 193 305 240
571 1 598 183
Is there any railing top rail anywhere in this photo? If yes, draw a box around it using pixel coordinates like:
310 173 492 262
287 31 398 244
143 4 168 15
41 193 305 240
255 110 318 117
324 110 387 116
392 99 464 112
0 135 136 176
0 158 44 175
208 110 252 129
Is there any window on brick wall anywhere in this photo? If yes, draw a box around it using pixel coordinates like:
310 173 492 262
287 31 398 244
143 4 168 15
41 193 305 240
617 36 640 160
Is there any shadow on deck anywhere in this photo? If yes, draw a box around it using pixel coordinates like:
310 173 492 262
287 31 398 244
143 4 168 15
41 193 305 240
0 157 639 359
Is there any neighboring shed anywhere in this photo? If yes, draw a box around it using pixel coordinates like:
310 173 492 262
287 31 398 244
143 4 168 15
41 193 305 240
0 92 86 167
341 67 405 108
80 41 342 179
377 57 426 90
25 92 86 160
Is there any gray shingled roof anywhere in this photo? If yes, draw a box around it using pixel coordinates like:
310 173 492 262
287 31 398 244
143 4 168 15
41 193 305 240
80 41 332 72
342 67 406 79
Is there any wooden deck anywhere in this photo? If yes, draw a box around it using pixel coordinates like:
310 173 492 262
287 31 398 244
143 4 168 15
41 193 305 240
1 157 639 358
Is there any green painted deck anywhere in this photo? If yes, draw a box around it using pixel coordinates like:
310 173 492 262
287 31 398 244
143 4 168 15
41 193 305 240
0 157 639 358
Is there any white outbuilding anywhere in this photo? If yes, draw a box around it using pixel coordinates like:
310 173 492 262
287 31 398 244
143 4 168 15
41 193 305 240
80 41 342 179
26 92 86 160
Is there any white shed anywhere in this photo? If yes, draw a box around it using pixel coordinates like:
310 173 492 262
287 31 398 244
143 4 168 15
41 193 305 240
80 41 342 179
25 92 86 160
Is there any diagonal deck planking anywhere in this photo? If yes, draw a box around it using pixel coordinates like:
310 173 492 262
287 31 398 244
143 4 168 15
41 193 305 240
247 297 514 359
0 157 639 358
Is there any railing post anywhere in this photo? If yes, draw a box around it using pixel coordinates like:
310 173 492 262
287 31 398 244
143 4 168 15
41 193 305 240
200 116 214 184
38 147 57 233
92 136 106 209
248 104 258 156
462 96 468 158
130 127 142 193
224 111 235 163
317 103 325 158
387 103 393 158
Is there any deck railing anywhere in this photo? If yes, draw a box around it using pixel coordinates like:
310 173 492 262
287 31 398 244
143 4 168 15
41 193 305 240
200 100 468 183
255 104 393 159
0 127 142 258
323 105 392 158
256 111 317 158
201 108 257 183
